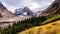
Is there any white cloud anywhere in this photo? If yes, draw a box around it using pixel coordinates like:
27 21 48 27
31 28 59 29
0 0 3 1
28 2 41 12
7 6 17 13
0 0 55 13
0 0 15 13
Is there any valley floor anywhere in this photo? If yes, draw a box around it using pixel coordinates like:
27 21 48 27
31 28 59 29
18 20 60 34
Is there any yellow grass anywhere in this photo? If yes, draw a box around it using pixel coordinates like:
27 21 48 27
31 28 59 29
18 20 60 34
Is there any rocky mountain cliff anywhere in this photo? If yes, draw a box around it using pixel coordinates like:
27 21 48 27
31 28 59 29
40 0 60 16
0 2 7 9
0 2 15 18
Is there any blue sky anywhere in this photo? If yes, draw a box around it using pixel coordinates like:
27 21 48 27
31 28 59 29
0 0 55 13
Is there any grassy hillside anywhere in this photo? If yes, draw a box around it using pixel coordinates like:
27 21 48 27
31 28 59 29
18 20 60 34
41 15 60 25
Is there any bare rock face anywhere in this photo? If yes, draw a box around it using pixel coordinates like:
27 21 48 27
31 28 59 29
0 9 15 18
0 12 3 17
40 0 60 16
55 0 60 3
0 2 7 9
0 2 15 18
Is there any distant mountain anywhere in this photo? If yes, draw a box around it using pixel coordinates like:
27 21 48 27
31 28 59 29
40 0 60 16
0 2 15 18
15 7 38 17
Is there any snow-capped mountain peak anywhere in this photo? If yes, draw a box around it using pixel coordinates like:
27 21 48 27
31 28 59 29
14 6 43 17
14 7 39 17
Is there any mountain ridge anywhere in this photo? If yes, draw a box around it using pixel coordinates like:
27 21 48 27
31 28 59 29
40 0 60 16
15 7 38 17
0 2 7 9
0 2 15 18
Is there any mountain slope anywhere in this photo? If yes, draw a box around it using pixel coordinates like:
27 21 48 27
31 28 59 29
0 2 7 9
18 20 60 34
0 2 14 18
0 9 15 18
40 0 60 16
